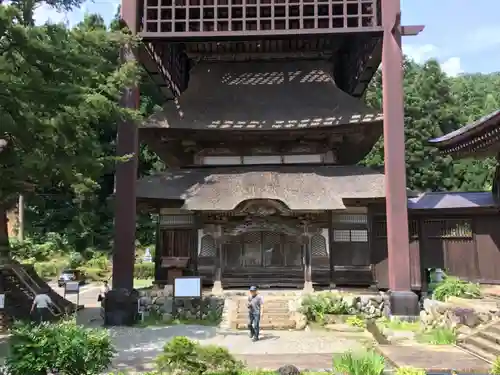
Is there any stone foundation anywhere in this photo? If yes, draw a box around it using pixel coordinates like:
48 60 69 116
138 287 225 322
420 298 498 331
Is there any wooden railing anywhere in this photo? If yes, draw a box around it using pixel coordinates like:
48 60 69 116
139 0 382 38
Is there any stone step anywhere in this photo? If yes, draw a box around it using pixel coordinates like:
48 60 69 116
235 315 290 322
465 336 500 357
478 329 500 345
235 321 296 330
236 307 289 313
459 342 497 363
488 324 500 336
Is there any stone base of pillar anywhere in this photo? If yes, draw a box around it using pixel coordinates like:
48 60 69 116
302 281 314 294
211 281 223 295
389 290 419 318
329 282 336 291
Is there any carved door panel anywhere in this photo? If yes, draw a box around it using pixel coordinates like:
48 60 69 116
242 232 262 267
263 231 284 267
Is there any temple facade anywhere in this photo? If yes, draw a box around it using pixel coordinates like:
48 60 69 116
115 0 500 316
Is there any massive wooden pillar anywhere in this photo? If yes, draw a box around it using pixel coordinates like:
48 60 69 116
381 0 419 315
112 1 140 291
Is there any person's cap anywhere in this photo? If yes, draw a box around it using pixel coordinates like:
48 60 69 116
249 286 257 291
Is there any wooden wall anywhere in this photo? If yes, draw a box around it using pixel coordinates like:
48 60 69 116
371 207 500 289
154 209 500 288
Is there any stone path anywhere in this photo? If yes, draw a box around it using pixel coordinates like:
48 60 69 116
109 325 370 372
377 344 490 373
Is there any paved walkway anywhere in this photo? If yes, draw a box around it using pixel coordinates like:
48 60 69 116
109 325 370 372
377 344 489 373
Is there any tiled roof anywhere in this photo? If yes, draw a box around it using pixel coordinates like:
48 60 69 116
408 191 497 210
429 109 500 145
136 165 389 210
142 60 382 131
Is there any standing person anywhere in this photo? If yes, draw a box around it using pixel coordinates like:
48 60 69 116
97 280 109 303
30 288 53 323
247 286 264 342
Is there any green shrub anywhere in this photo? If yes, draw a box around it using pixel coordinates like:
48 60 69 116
155 336 243 375
85 254 111 271
491 356 500 374
34 259 68 279
10 234 68 261
300 292 349 322
80 266 110 282
433 276 481 301
134 262 155 279
396 367 426 375
6 319 115 375
333 350 385 375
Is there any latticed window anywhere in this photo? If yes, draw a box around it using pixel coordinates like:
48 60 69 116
160 215 195 227
311 234 328 257
333 229 368 242
199 235 216 257
332 214 368 224
242 232 262 266
263 231 282 266
443 219 472 238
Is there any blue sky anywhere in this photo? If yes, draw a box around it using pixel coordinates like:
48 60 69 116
34 0 500 76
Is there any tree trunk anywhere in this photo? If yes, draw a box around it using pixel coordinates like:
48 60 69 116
0 205 10 262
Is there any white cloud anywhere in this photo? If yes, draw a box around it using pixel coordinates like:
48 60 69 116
34 3 70 25
33 0 119 26
440 57 463 77
403 43 439 64
403 43 463 77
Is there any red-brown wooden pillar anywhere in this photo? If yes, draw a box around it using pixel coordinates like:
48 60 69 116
381 0 419 316
112 1 140 291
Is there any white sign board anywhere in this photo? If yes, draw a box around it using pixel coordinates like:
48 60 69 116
174 277 201 298
0 294 4 309
65 281 80 294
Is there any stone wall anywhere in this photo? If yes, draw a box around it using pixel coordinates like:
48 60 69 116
138 287 225 322
420 298 497 331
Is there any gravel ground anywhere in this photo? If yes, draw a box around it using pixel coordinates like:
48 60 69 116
109 325 371 373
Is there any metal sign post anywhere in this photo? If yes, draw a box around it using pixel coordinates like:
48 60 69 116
64 281 80 315
173 276 202 320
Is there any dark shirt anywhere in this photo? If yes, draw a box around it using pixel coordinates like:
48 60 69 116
247 294 264 314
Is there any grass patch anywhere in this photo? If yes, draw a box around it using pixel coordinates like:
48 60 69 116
416 327 457 345
133 278 153 289
377 317 420 332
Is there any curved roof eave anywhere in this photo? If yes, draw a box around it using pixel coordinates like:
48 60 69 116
141 60 383 131
429 109 500 147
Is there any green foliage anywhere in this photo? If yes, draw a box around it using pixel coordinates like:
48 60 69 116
396 367 426 375
432 276 481 301
417 327 457 345
134 262 155 279
6 319 115 375
376 317 420 332
332 350 385 375
300 292 349 322
155 336 243 375
10 234 68 261
345 315 366 328
490 356 500 375
363 57 497 194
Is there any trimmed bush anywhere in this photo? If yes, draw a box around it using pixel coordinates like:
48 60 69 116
433 276 481 301
134 262 155 279
79 266 110 282
155 336 243 375
300 292 349 322
6 319 115 375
